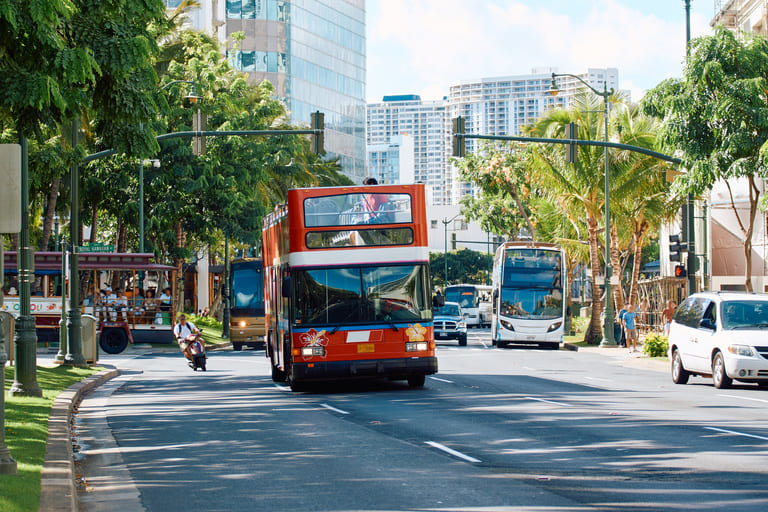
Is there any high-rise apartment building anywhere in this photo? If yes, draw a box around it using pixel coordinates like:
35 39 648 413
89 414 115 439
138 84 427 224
446 68 619 203
366 95 449 205
367 134 415 185
164 0 366 181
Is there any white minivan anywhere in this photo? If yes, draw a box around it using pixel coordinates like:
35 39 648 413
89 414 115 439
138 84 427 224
668 291 768 389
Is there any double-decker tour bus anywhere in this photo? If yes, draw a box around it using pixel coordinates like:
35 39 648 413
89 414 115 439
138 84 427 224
491 242 565 349
229 257 265 351
262 183 437 391
2 251 176 354
444 283 492 328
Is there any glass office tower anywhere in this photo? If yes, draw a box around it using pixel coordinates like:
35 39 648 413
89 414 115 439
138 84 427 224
225 0 366 181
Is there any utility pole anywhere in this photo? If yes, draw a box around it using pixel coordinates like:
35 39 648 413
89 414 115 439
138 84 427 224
684 0 697 295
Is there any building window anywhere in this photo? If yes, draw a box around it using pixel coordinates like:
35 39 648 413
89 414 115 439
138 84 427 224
431 220 438 229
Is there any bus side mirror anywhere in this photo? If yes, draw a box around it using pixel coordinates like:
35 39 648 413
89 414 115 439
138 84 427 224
282 276 291 298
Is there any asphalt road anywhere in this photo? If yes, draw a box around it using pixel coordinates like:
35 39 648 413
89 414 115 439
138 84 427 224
72 329 768 511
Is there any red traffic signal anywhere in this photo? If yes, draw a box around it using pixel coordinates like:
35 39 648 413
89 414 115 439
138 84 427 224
674 265 687 278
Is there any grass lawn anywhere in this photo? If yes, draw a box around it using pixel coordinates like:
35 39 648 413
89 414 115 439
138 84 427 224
2 364 99 512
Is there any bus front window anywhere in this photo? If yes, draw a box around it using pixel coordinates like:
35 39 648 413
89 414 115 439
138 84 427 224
500 288 563 320
294 265 431 326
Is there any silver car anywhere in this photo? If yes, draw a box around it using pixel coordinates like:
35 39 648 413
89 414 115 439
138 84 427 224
668 291 768 389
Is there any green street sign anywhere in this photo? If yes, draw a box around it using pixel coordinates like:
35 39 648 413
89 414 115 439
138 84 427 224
81 243 114 253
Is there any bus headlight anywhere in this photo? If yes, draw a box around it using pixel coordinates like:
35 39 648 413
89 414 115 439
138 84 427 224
500 319 515 331
406 342 428 352
547 321 562 333
239 321 246 327
301 346 326 357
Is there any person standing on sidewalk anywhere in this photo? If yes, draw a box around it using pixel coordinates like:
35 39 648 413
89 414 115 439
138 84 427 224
662 300 676 335
617 304 628 348
622 303 639 352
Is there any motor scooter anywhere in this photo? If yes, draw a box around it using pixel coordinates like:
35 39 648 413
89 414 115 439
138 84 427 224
180 331 207 371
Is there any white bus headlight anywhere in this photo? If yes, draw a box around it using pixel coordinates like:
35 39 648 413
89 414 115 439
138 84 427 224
500 319 515 331
301 346 326 357
547 321 563 333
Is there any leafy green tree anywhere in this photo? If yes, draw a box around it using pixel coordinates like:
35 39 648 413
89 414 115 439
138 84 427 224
642 26 768 292
430 249 493 288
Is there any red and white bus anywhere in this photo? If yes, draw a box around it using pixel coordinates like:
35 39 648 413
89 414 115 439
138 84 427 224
262 184 437 391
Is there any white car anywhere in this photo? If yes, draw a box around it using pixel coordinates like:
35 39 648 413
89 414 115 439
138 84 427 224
668 291 768 389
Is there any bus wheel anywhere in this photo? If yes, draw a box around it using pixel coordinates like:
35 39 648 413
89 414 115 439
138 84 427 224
269 342 287 382
100 328 128 354
232 342 243 351
407 375 426 388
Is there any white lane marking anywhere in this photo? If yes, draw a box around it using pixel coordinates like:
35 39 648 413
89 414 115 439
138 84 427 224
705 427 768 442
479 340 490 348
320 403 350 415
585 376 612 382
523 366 536 371
525 396 572 407
425 441 481 463
429 376 454 383
273 384 290 391
717 394 768 404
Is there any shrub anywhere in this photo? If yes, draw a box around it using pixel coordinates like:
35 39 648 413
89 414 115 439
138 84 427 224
189 314 223 331
571 316 589 333
642 332 668 357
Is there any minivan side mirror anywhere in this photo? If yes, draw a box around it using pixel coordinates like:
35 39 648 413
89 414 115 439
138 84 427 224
699 318 716 331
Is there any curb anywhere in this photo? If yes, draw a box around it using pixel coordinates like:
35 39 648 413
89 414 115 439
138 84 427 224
39 367 119 512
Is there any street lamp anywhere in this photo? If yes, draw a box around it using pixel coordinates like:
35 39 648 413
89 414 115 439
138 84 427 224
443 214 461 286
549 72 617 346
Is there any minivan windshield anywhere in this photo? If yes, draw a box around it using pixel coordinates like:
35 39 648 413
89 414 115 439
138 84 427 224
721 300 768 330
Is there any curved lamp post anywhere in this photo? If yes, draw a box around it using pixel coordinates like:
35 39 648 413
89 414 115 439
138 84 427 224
549 72 617 346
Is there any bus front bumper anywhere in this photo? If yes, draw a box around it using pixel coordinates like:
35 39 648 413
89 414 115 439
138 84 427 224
292 357 438 381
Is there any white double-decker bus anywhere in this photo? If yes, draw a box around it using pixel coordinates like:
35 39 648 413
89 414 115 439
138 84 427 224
444 284 492 328
491 242 565 349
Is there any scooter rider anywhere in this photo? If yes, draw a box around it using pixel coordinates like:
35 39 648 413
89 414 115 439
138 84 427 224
174 314 200 366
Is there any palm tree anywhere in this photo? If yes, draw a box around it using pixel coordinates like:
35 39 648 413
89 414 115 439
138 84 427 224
526 92 615 344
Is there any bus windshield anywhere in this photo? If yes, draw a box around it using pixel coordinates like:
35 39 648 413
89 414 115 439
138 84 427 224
499 248 563 320
445 286 477 309
232 264 264 310
293 264 432 326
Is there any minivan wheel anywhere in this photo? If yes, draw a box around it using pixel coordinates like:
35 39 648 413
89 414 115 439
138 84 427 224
712 352 732 389
671 349 690 384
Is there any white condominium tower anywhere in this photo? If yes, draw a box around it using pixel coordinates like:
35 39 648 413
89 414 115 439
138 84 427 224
447 68 619 203
366 95 449 205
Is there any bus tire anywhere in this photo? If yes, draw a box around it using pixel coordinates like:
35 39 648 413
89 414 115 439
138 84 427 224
232 342 243 351
268 339 287 382
100 328 128 354
407 375 426 388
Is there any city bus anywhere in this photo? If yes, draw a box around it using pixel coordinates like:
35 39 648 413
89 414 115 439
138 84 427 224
490 242 565 349
444 283 492 328
2 251 176 353
262 183 437 391
229 257 265 351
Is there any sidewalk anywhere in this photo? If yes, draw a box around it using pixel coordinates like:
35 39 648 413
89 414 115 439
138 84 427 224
563 340 669 372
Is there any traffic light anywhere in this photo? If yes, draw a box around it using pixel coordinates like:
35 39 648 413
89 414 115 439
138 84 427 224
674 265 687 278
451 232 457 250
452 116 465 157
311 111 324 155
669 234 682 262
564 122 578 163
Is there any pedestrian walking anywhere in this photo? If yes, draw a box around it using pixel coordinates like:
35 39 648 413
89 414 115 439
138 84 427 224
623 303 639 352
662 300 676 335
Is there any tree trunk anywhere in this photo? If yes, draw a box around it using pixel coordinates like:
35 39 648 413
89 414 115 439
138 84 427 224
89 206 98 243
39 176 61 251
116 219 127 253
174 221 186 315
628 225 646 307
585 213 603 344
609 224 625 310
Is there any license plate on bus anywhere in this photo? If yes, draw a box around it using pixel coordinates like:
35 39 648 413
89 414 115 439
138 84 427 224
357 343 375 353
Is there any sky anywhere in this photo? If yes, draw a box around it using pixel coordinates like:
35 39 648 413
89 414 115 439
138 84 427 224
366 0 716 103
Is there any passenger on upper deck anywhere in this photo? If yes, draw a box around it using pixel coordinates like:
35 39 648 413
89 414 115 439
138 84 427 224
361 177 391 224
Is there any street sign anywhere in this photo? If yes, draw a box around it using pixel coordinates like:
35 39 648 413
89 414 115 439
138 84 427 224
81 243 114 253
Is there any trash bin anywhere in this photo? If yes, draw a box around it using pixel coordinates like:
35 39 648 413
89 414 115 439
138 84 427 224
613 322 622 344
1 311 15 365
81 314 98 364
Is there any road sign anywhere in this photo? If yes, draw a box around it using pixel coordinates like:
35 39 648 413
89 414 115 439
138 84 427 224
81 243 114 253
